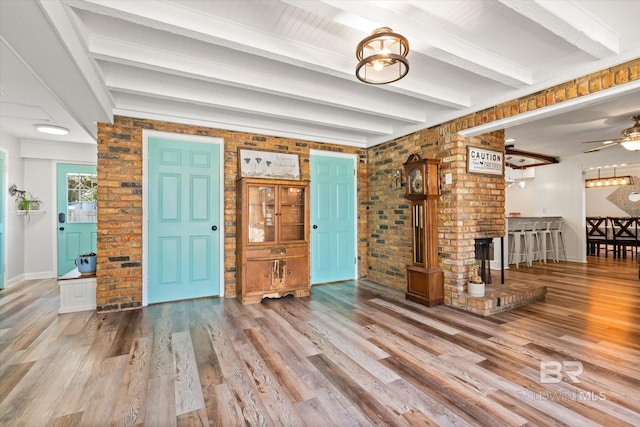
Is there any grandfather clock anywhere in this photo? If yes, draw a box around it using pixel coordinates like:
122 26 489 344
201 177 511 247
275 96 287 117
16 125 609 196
403 154 443 307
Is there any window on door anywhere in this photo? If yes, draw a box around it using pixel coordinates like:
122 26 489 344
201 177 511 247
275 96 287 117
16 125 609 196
66 173 97 223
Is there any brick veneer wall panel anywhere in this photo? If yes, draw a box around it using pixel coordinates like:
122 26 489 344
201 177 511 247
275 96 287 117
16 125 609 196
96 117 366 312
455 58 639 132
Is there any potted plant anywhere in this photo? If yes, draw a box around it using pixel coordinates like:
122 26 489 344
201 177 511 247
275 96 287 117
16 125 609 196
14 191 42 223
467 261 485 297
76 252 97 275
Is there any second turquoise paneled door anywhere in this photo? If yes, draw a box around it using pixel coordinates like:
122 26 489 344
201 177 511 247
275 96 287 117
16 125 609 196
148 137 221 304
310 153 357 284
57 164 98 276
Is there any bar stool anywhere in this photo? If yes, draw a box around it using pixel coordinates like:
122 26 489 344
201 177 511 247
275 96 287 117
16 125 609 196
525 222 543 266
508 222 529 269
551 220 567 261
538 221 557 263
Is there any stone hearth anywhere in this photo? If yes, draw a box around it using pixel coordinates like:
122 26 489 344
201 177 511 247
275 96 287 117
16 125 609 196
459 281 547 316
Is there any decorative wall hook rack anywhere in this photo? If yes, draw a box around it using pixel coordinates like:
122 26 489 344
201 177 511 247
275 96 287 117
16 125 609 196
9 184 26 197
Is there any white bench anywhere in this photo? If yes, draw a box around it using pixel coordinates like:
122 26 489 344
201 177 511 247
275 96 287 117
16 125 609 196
58 268 96 313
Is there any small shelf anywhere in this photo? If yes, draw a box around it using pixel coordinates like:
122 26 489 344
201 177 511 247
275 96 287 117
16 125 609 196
17 210 46 216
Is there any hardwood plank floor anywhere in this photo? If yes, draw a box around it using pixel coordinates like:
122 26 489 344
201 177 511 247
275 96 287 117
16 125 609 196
1 256 639 426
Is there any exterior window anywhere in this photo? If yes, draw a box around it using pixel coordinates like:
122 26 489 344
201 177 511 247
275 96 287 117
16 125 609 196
67 173 97 223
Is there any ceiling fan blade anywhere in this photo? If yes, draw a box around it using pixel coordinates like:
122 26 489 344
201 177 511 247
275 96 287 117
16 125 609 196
580 138 617 144
583 142 619 153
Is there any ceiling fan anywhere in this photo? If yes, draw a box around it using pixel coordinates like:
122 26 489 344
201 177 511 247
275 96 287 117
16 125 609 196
582 115 640 153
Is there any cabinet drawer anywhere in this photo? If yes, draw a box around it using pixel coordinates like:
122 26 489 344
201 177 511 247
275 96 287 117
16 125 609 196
245 246 307 259
285 247 307 256
245 248 273 259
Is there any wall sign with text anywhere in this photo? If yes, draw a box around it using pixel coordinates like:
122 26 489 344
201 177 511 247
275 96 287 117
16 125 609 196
467 146 504 175
238 149 300 180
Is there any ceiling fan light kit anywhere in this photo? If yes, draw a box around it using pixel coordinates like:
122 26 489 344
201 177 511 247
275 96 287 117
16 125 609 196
620 115 640 150
356 27 409 84
583 115 640 153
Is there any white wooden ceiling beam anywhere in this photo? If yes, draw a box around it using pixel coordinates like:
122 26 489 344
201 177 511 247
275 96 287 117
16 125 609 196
89 36 426 124
498 0 619 59
65 0 468 108
39 0 114 115
102 65 396 136
113 93 370 147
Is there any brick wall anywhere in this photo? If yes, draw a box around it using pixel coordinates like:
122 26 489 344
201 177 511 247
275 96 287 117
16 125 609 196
96 117 366 312
453 58 639 132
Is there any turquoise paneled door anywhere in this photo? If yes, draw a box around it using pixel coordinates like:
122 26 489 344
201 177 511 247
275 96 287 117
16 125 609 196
148 137 221 304
310 153 356 284
57 164 98 276
0 152 4 289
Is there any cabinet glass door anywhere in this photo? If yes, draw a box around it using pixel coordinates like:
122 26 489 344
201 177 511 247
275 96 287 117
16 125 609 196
280 186 305 242
248 185 276 243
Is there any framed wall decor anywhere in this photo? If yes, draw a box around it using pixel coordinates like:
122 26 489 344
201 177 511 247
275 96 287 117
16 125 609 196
467 146 504 175
238 149 300 180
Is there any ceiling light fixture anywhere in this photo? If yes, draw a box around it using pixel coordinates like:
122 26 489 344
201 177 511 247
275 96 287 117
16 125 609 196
35 124 69 135
585 167 632 188
517 168 527 188
356 27 409 85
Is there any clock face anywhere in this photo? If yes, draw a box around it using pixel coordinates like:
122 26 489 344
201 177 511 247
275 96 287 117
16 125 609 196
410 168 423 193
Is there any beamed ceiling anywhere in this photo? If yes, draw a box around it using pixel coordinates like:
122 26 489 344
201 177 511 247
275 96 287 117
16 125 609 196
1 0 639 162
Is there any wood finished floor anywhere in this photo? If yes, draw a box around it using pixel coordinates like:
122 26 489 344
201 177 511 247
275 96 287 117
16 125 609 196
1 256 639 426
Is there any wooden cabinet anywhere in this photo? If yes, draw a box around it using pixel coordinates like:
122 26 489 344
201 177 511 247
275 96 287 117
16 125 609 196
236 178 310 304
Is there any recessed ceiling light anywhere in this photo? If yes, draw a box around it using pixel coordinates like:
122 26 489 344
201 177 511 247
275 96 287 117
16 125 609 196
35 124 70 135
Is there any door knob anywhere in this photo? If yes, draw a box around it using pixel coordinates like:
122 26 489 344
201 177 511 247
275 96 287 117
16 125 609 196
312 225 318 229
59 226 65 231
211 225 218 231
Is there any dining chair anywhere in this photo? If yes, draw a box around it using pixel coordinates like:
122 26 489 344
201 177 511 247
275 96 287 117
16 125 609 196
585 217 608 256
609 217 637 259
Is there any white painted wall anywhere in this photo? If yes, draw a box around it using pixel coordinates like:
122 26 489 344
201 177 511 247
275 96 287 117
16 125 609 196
22 158 56 279
1 131 25 286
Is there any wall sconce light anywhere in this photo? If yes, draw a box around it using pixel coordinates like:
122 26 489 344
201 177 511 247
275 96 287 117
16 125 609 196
585 167 632 188
391 170 402 190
